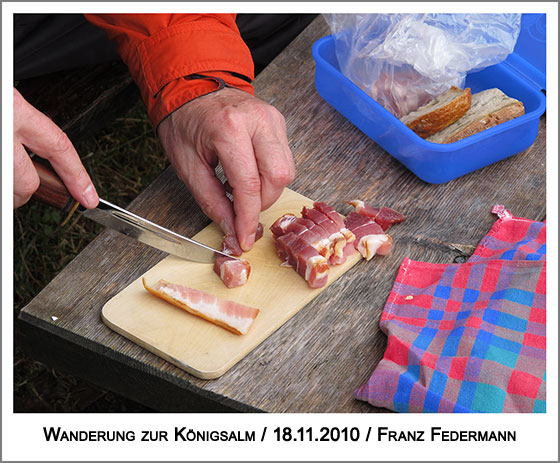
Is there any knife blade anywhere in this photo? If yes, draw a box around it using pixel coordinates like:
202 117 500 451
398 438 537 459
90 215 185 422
30 158 236 263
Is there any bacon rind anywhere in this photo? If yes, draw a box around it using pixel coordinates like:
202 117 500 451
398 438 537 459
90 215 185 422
143 278 259 335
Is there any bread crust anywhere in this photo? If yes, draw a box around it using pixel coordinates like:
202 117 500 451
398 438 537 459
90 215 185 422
439 101 525 143
401 87 472 138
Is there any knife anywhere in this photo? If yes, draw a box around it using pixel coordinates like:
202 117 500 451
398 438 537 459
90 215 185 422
30 158 236 263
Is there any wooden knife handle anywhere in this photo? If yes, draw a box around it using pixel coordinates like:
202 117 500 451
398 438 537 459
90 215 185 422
31 157 77 212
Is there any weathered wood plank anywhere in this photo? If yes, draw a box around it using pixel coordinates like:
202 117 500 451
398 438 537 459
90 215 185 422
18 16 546 413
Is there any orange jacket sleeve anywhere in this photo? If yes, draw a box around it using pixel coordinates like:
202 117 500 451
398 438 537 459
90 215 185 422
85 14 255 128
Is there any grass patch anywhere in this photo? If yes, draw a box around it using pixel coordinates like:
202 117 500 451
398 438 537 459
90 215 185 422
14 100 169 412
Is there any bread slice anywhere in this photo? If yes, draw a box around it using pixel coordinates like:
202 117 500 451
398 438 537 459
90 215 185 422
400 86 472 138
427 88 525 144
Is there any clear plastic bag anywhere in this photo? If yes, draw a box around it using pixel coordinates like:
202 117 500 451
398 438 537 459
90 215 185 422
324 14 521 117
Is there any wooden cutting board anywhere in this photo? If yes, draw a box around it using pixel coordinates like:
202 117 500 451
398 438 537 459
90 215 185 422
102 188 362 379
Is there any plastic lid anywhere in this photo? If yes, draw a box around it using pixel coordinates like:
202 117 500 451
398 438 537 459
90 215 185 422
506 13 546 91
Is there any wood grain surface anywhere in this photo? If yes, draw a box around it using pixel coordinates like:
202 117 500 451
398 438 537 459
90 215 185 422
18 16 547 413
102 188 362 379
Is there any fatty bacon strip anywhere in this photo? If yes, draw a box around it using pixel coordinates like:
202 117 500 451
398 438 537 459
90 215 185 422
270 201 405 288
143 278 259 335
213 223 264 288
344 200 405 260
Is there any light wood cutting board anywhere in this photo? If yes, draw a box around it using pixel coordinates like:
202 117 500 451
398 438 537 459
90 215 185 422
102 188 362 379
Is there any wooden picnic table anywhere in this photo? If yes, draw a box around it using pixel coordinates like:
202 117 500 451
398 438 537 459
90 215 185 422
18 16 546 413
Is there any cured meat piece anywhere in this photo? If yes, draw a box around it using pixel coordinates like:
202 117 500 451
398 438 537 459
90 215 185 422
215 222 264 287
222 234 243 256
374 206 406 231
313 201 346 229
288 217 333 258
276 233 329 288
221 222 264 256
346 200 380 218
347 200 406 231
302 206 342 236
358 234 392 260
345 210 384 235
270 214 298 238
344 211 391 260
213 256 251 288
254 222 264 241
274 232 296 265
313 201 356 264
142 278 259 335
302 206 348 262
271 200 395 288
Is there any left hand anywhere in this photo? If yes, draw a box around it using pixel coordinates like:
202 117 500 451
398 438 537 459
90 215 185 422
157 87 295 251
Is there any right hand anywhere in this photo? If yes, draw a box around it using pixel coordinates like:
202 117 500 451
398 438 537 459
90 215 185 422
13 87 99 209
158 87 295 252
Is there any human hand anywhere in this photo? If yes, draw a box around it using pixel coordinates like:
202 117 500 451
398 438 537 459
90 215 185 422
13 87 99 209
157 87 295 251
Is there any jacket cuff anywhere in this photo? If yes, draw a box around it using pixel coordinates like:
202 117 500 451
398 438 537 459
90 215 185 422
151 71 254 128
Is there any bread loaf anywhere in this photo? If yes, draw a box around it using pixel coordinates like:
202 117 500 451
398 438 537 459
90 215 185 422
400 86 472 138
426 88 525 144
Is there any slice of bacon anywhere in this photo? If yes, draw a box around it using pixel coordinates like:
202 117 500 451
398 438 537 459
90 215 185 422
276 232 329 288
143 278 259 335
313 201 346 229
270 214 298 238
346 200 380 218
347 200 406 231
344 211 391 260
213 256 251 288
302 206 348 263
313 201 356 264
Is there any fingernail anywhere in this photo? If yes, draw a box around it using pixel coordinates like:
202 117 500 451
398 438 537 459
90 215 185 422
83 185 99 208
242 233 256 252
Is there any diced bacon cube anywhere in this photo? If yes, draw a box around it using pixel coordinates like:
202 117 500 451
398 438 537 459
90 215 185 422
344 211 391 260
213 256 251 288
222 234 243 256
270 214 298 237
271 201 400 288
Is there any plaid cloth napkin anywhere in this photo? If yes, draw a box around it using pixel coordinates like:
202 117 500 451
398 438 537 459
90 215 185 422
355 206 546 413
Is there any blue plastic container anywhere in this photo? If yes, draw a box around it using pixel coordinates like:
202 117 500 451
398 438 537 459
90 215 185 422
312 14 547 183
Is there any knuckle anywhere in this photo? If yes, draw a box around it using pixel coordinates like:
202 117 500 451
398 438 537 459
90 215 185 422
221 107 245 131
238 176 261 196
251 104 269 121
274 166 295 185
51 129 73 157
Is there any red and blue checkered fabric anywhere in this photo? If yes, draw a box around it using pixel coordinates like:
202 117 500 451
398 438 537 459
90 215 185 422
355 206 546 413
